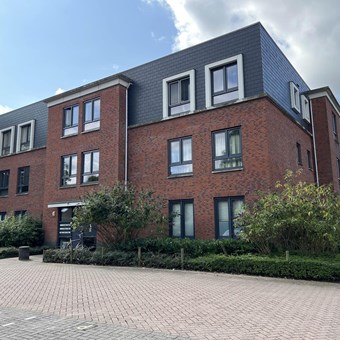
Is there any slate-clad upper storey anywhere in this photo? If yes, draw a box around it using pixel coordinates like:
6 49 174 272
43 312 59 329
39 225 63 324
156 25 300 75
124 23 264 126
123 22 311 129
260 25 310 127
0 101 48 150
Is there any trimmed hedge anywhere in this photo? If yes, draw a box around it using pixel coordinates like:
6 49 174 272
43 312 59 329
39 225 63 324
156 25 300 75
42 249 340 282
0 247 46 259
111 237 256 257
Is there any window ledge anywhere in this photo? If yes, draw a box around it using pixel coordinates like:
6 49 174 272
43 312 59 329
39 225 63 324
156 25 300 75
167 173 193 179
61 133 78 139
162 110 195 121
81 128 100 134
59 185 77 189
80 182 99 187
16 192 29 196
0 195 8 198
212 167 243 174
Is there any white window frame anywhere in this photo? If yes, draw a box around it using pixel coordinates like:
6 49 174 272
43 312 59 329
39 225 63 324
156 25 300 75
16 120 35 152
301 95 310 122
162 70 195 119
290 82 301 113
205 54 244 108
0 126 15 156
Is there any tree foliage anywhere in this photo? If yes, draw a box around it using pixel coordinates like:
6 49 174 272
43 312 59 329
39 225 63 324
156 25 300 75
0 215 44 247
236 171 340 255
72 183 166 245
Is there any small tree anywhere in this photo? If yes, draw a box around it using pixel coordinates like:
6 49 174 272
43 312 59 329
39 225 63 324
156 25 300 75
236 170 340 255
72 183 166 246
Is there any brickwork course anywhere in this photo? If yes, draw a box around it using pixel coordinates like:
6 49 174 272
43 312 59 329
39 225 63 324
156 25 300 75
0 256 339 339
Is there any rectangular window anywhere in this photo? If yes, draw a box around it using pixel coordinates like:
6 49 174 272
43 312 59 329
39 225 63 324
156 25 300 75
169 200 194 238
163 70 195 118
17 166 30 194
301 95 310 122
332 113 338 138
0 170 10 196
14 210 26 218
61 155 77 186
0 127 15 156
213 128 242 171
84 98 100 131
169 137 192 175
215 197 244 239
290 82 300 113
296 143 302 165
0 212 6 221
82 150 99 183
337 158 340 180
205 55 244 108
307 150 312 170
63 105 79 136
17 120 35 152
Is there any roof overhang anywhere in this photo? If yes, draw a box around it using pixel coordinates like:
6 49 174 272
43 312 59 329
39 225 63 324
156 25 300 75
44 74 132 107
306 87 340 116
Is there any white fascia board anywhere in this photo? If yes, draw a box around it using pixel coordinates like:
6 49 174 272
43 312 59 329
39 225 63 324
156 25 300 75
47 78 130 107
47 201 83 208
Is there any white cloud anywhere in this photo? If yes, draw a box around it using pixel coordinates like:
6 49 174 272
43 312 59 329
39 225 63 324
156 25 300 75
151 31 166 42
148 0 340 99
0 105 12 115
55 88 65 95
112 64 120 71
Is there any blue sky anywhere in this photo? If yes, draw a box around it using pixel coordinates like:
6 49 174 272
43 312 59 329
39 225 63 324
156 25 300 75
1 0 339 113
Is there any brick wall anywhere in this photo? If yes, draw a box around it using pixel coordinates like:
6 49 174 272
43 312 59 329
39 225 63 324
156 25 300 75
128 97 315 239
43 84 127 244
312 96 340 193
0 148 46 219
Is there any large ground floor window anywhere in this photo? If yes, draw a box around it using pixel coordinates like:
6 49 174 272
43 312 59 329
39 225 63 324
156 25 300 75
214 197 244 238
169 199 194 238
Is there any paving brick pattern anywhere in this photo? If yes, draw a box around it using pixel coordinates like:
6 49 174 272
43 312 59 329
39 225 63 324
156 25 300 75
0 256 339 339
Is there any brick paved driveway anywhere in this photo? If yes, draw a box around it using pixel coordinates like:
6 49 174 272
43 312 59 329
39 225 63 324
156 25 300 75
0 255 339 339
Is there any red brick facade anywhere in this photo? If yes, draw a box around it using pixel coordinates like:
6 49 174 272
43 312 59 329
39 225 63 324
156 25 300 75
311 96 340 193
128 97 315 239
0 148 46 219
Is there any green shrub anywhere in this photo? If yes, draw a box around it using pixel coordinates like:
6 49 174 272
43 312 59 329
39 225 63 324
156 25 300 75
111 237 255 257
237 170 340 255
0 215 44 247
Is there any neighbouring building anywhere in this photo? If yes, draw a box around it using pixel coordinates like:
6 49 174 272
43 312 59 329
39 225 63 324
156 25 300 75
0 23 339 247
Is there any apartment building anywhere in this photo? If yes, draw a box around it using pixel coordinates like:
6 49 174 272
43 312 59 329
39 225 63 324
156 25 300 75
0 23 339 246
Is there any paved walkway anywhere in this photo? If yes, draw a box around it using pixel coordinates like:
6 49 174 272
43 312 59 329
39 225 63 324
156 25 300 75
0 255 339 339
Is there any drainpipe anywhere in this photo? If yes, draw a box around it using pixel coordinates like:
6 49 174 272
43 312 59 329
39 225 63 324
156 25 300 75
310 100 320 186
124 83 132 190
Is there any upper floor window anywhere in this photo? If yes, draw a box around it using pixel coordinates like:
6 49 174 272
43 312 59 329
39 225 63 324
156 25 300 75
0 127 15 156
17 166 30 194
332 112 338 138
307 150 312 170
169 199 194 238
63 105 79 136
301 95 310 122
215 197 244 239
0 212 6 221
290 82 300 113
205 54 244 108
84 98 100 131
0 170 10 196
17 120 35 152
169 137 192 176
213 128 242 171
61 154 77 186
15 210 27 218
162 70 195 118
296 143 302 165
82 150 99 183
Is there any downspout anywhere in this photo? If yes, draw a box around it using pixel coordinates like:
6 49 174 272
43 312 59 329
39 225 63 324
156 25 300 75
124 83 132 190
310 100 320 186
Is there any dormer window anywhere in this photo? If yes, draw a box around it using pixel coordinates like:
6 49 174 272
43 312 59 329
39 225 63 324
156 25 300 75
205 54 244 108
163 70 195 118
17 120 35 152
0 127 15 156
301 95 310 122
290 82 300 113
